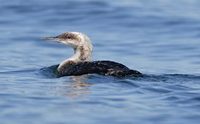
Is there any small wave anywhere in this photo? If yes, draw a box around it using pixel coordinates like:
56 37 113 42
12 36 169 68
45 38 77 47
0 68 37 75
136 74 200 82
39 64 59 78
39 64 200 82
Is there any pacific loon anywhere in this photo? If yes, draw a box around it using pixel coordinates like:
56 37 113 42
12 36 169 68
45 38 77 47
44 32 142 77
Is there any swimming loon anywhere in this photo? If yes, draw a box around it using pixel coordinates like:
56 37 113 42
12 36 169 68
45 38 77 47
44 32 142 77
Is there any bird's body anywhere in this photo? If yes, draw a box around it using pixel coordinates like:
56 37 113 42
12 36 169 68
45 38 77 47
44 32 142 77
53 60 141 77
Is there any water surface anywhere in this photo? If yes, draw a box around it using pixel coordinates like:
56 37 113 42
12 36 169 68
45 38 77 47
1 0 200 124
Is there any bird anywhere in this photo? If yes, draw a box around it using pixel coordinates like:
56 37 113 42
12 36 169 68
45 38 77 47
44 32 142 77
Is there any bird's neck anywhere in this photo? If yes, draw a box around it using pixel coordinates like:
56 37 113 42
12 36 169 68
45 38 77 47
57 44 92 72
71 46 92 62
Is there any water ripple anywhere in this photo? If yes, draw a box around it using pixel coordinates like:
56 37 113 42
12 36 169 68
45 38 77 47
1 0 200 124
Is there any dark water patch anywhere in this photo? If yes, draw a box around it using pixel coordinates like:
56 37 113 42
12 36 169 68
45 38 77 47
190 96 200 102
78 100 125 108
116 79 140 88
140 74 200 83
143 87 171 94
39 65 59 78
0 69 37 75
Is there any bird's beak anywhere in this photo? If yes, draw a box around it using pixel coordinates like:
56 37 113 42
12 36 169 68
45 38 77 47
43 36 58 41
42 36 62 44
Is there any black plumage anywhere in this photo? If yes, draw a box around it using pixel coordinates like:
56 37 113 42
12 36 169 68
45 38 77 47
52 60 142 77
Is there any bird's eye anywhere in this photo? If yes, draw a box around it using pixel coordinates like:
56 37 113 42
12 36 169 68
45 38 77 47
57 33 76 40
67 36 72 39
65 34 74 39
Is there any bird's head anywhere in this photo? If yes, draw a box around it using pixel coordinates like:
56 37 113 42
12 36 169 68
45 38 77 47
45 32 93 50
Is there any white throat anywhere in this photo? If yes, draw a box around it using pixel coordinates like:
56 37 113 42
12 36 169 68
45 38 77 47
57 35 93 72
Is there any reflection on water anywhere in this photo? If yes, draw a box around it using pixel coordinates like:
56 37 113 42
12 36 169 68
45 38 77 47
66 76 91 98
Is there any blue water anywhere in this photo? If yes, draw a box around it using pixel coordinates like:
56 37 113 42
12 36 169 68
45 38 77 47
1 0 200 124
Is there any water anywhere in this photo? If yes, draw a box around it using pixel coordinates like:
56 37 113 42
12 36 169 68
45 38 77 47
1 0 200 123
